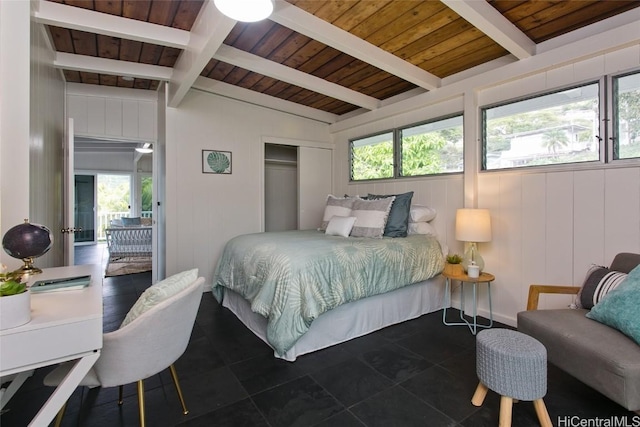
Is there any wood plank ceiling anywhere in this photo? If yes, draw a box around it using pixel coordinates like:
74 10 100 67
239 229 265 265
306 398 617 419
36 0 640 121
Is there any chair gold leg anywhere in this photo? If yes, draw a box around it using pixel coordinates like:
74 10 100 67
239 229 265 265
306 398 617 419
533 399 552 427
53 402 67 427
169 364 189 415
499 396 513 427
137 380 145 427
471 382 488 406
118 385 124 405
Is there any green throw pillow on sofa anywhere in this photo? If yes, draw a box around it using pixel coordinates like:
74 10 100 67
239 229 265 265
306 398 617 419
586 264 640 345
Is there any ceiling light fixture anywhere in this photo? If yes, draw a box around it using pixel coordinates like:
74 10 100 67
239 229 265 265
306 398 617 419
214 0 274 22
135 143 153 154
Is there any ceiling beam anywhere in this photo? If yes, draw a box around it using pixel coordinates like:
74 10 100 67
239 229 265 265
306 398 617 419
193 76 338 124
271 1 441 91
32 0 189 49
441 0 535 59
167 0 236 108
214 45 380 111
53 52 173 81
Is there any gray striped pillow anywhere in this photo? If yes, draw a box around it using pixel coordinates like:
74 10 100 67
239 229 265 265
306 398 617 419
577 264 628 309
350 197 395 238
320 195 355 230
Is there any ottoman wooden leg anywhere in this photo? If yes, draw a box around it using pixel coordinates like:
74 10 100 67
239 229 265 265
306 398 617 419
499 396 513 427
533 399 552 427
471 382 488 406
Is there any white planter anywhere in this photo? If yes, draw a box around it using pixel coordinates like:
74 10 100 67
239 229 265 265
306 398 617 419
0 291 31 330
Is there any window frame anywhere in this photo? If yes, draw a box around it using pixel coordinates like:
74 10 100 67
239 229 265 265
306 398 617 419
610 68 640 163
348 129 396 182
481 79 604 172
349 113 465 182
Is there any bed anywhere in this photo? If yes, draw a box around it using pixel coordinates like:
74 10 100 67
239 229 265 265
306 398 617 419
212 228 446 361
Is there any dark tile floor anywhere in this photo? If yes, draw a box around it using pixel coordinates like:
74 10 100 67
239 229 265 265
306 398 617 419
1 244 634 426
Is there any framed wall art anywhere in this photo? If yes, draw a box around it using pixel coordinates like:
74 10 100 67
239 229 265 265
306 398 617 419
202 150 232 174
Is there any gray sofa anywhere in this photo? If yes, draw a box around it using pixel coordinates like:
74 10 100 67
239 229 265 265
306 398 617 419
517 253 640 412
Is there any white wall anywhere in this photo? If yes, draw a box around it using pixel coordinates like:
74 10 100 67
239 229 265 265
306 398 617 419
0 1 31 270
67 84 157 142
75 151 137 172
331 43 640 327
165 90 331 284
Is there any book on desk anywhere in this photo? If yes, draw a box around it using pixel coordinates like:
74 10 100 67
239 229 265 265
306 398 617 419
30 275 91 293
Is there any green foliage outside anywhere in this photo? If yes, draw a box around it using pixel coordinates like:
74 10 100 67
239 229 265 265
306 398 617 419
401 133 446 175
617 88 640 159
141 176 153 213
351 127 463 181
97 175 130 214
351 140 393 180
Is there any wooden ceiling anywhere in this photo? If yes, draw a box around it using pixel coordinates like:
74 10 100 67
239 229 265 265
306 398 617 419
35 0 640 122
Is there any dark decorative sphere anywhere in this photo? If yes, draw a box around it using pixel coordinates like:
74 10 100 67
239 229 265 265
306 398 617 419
2 221 53 260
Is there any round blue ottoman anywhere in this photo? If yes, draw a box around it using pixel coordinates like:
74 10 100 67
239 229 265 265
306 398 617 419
472 328 552 427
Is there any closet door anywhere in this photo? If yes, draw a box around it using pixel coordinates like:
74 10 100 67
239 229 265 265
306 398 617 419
298 146 332 230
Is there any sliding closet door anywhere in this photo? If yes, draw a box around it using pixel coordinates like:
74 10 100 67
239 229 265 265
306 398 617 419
298 146 332 230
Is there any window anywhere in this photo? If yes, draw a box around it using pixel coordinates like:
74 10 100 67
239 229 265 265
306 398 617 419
350 115 463 181
483 82 600 170
613 70 640 160
350 132 394 180
400 115 463 176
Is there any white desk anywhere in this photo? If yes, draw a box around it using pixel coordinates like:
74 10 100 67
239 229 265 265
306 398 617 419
0 264 103 427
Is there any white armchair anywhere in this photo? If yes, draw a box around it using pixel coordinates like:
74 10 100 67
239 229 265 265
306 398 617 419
44 273 205 427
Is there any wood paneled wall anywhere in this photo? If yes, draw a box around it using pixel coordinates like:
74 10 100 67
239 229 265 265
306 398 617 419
29 21 65 268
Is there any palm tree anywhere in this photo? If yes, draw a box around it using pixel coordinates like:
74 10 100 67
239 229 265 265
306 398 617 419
542 129 569 154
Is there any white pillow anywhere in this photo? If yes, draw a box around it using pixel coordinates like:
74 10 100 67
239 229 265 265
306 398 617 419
320 195 355 230
408 222 438 236
325 216 357 237
410 204 437 223
350 197 395 238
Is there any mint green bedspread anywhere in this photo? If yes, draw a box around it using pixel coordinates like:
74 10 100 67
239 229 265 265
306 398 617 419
212 230 444 356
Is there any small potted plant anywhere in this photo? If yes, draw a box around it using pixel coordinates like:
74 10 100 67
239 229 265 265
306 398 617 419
0 266 31 330
444 253 464 276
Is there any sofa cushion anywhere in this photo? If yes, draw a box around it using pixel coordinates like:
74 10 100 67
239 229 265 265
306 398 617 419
121 217 141 226
587 264 640 346
518 308 640 411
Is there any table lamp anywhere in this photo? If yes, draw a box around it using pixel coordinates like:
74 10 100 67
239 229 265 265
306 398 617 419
455 208 491 273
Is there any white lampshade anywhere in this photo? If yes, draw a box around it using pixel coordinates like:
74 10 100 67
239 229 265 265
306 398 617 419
455 209 492 243
214 0 274 22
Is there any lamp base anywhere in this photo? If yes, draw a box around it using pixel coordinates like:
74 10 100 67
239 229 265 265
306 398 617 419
14 257 43 275
462 243 485 273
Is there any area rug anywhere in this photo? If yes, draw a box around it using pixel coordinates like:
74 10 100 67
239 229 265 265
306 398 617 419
105 257 152 277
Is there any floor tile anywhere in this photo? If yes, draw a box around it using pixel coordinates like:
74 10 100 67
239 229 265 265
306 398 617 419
311 358 393 407
251 376 343 427
350 386 457 427
178 398 269 427
401 365 479 422
361 343 433 383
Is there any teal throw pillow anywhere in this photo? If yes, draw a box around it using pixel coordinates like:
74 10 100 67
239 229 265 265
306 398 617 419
121 268 198 327
586 264 640 345
366 191 414 237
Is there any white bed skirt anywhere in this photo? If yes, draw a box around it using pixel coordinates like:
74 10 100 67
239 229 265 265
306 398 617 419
221 275 446 361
